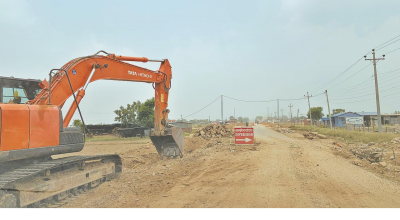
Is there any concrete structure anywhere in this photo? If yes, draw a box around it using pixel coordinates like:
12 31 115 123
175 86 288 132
228 119 238 124
171 121 193 132
381 114 400 125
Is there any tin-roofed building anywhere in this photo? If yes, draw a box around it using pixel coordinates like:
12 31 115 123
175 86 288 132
331 112 363 127
327 112 400 127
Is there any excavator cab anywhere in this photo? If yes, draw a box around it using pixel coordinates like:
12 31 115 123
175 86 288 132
0 77 42 104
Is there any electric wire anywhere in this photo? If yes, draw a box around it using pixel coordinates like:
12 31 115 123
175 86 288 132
223 95 277 103
182 36 400 119
332 90 400 104
310 56 365 94
328 67 400 94
374 34 400 50
310 34 400 94
383 47 400 55
376 38 400 51
182 96 221 119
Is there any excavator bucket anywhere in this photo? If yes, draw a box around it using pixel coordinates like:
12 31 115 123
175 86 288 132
150 126 184 159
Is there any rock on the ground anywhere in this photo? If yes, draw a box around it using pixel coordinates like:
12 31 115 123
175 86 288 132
349 144 383 162
303 132 325 140
277 128 294 133
391 137 400 144
195 124 233 138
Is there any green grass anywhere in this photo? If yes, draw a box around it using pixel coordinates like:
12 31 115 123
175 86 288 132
85 135 150 142
184 131 198 136
292 126 399 144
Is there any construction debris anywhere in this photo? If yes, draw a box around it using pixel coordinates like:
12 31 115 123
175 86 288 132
303 132 326 140
391 137 400 144
333 142 343 148
348 144 384 162
194 125 234 138
277 128 294 133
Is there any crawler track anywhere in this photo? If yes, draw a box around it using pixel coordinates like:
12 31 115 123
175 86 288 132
0 155 122 208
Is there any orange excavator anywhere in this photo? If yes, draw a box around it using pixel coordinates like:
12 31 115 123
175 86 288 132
0 51 183 207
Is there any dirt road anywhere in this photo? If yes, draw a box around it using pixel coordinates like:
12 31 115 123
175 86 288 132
64 125 400 208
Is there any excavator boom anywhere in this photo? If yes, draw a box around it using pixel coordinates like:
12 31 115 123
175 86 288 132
27 51 183 158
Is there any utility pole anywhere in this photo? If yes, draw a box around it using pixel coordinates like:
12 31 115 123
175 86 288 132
304 92 312 126
181 115 183 120
365 49 385 133
280 108 284 121
325 90 333 129
288 104 293 121
362 111 365 128
277 99 279 127
221 95 223 124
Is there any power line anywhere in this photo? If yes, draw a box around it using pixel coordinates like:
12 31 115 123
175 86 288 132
328 76 373 94
376 38 400 51
328 67 400 94
182 96 220 119
382 47 400 55
332 90 400 105
331 81 400 101
374 34 400 50
326 63 372 91
310 56 365 94
310 34 400 94
223 95 277 103
328 67 400 99
337 72 400 95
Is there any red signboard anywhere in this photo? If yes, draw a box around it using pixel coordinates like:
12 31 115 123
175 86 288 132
234 127 254 145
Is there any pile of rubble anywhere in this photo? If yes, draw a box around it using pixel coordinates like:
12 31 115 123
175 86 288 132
303 132 326 140
278 128 294 133
391 137 400 144
348 144 383 162
194 124 233 138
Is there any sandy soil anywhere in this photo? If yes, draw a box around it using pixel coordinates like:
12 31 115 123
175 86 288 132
62 125 400 208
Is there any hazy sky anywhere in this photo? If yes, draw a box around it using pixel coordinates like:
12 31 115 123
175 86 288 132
1 0 400 124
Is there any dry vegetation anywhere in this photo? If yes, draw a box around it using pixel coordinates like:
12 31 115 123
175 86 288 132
85 135 149 143
292 125 399 143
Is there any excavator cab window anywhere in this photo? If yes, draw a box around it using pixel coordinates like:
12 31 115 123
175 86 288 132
0 77 42 104
2 87 28 104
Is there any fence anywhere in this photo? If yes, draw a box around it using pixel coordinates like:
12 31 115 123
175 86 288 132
312 121 399 134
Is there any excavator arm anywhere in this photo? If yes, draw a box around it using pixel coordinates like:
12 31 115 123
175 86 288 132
28 51 183 158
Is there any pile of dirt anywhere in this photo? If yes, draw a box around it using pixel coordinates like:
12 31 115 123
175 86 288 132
303 132 326 140
278 128 294 133
348 144 384 162
194 124 233 138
